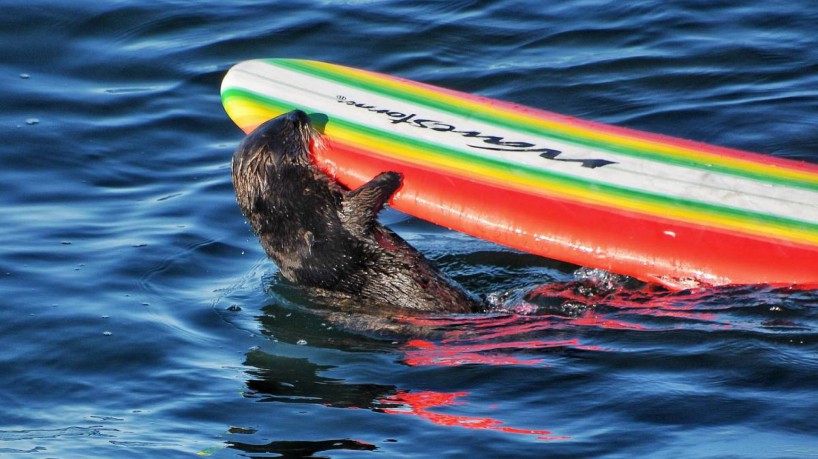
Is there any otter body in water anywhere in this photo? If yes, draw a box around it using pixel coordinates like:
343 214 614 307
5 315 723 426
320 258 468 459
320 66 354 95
231 110 480 314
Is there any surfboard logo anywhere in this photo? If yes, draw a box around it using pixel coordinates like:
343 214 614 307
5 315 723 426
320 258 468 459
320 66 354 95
337 95 616 169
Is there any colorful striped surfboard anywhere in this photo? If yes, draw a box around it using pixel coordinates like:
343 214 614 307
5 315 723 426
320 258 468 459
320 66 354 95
221 58 818 289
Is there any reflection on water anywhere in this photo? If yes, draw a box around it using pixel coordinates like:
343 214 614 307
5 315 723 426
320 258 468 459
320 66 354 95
380 390 568 441
244 350 397 409
235 267 818 453
229 438 377 458
241 343 567 449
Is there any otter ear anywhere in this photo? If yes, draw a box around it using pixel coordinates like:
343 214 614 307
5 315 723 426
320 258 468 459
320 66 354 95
342 171 403 231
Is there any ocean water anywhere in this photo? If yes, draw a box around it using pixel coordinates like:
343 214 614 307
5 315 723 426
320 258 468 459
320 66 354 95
2 1 817 458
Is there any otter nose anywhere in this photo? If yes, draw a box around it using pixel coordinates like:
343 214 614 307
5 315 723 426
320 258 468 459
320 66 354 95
286 109 311 126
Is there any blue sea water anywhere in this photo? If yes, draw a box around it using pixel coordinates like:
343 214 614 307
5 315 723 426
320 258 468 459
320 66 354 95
2 1 818 458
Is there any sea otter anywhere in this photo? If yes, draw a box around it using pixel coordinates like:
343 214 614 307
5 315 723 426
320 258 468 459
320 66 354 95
231 110 480 314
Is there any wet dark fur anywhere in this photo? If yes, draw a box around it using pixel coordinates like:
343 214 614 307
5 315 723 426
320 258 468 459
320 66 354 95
231 110 480 314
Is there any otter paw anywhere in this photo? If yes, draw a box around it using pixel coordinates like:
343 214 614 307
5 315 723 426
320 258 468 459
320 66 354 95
375 171 403 187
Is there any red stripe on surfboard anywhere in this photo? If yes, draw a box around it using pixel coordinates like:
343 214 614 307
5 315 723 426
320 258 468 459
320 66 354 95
345 64 818 175
314 141 818 288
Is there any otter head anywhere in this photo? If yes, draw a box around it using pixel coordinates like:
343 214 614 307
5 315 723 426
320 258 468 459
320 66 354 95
231 110 324 214
233 109 320 171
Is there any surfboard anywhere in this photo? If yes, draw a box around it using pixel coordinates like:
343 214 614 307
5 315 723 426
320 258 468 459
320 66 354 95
221 58 818 289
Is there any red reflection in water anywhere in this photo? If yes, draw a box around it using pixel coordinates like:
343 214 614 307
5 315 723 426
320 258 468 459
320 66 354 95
394 281 752 370
401 338 596 367
525 282 729 326
381 390 569 441
569 312 647 330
